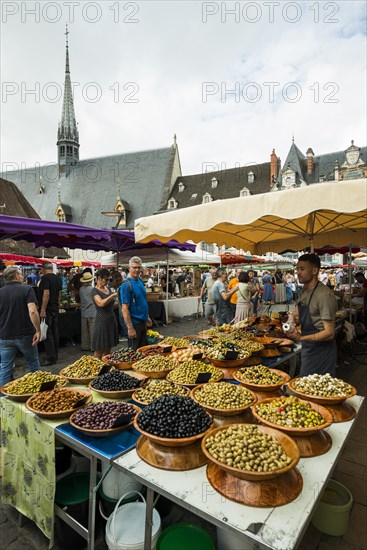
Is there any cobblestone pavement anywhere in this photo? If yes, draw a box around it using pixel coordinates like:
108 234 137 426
1 310 366 550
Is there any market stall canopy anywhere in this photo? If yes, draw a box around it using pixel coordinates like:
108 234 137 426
101 248 221 266
135 181 367 254
0 215 195 253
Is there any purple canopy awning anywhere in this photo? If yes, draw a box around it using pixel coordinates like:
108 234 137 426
0 215 196 253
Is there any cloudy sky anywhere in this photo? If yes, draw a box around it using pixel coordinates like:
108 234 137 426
1 0 366 176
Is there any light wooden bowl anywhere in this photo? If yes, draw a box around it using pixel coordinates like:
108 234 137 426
102 355 134 370
69 404 141 437
201 423 300 481
287 379 357 405
137 344 177 356
25 388 92 419
88 381 143 400
59 367 102 385
190 383 257 417
132 384 189 405
252 397 333 437
233 368 291 392
133 415 213 447
166 369 224 389
1 376 68 402
210 357 249 368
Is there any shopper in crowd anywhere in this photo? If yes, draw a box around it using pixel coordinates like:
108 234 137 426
0 267 41 386
261 271 275 304
327 270 336 290
336 268 344 289
199 267 218 326
110 271 128 339
120 256 152 350
79 272 96 352
91 268 118 359
27 268 38 287
248 270 260 314
228 268 243 316
233 271 253 322
0 260 5 288
39 261 62 366
274 268 286 304
285 270 295 303
354 272 367 327
287 253 337 376
319 267 328 285
212 268 238 326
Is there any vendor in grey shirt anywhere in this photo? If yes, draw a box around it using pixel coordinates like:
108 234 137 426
212 269 238 326
199 268 218 326
79 271 96 351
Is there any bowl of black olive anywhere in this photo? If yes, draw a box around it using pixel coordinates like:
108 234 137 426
134 394 214 447
69 401 141 437
89 370 147 399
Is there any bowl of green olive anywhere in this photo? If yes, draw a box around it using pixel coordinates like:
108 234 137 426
201 423 300 481
233 366 291 392
190 382 257 416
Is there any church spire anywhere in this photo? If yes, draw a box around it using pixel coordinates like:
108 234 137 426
57 24 79 176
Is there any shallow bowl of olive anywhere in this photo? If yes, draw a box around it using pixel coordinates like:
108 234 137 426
102 355 134 371
209 357 249 369
25 388 92 419
0 376 68 402
69 403 141 437
251 397 333 437
190 383 257 417
201 423 300 481
287 379 357 405
133 415 214 447
233 367 291 392
59 367 102 385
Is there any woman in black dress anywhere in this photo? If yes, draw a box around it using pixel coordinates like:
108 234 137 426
91 268 118 359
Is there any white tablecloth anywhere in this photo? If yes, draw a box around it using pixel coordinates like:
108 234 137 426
159 297 203 319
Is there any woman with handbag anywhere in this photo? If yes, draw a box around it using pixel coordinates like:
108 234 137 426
233 272 253 322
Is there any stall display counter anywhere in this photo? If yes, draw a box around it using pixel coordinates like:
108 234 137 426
113 395 363 550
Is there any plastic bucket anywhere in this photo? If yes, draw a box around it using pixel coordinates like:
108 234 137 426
217 527 247 550
311 479 353 536
55 472 90 549
99 486 146 522
101 460 142 500
105 491 161 550
157 524 214 550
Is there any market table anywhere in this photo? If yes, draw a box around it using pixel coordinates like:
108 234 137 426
158 296 203 319
147 300 167 325
113 394 364 550
261 343 301 378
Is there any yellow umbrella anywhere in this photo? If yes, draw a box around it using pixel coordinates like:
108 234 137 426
135 181 367 253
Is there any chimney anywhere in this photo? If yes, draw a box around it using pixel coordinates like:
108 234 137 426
306 148 315 174
270 149 279 186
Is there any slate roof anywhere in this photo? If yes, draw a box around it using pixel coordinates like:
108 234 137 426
0 177 67 257
1 146 178 229
164 162 271 210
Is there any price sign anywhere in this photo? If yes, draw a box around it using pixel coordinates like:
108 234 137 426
195 373 212 384
73 395 89 408
224 350 239 360
111 413 135 428
192 352 203 360
160 345 172 353
99 364 112 375
40 380 57 392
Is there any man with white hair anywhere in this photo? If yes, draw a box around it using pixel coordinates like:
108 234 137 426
120 256 152 350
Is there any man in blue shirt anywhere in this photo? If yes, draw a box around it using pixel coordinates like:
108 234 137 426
120 256 152 350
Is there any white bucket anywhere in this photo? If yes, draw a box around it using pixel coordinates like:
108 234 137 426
106 491 161 550
101 461 142 500
217 527 248 550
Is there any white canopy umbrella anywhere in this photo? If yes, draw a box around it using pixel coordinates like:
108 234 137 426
100 248 220 266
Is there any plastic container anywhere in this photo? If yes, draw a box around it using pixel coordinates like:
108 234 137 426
99 486 146 522
55 472 90 549
101 460 142 500
157 524 214 550
311 479 353 536
217 527 247 550
105 491 161 550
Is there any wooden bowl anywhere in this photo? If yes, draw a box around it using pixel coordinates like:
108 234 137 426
132 384 189 405
184 334 214 341
59 367 101 385
133 415 214 447
166 369 224 389
88 382 142 400
1 376 68 402
201 423 300 481
137 344 177 356
251 397 333 437
287 379 357 406
69 404 141 437
102 355 134 370
25 388 92 419
190 384 257 416
209 357 249 368
233 368 291 392
132 367 175 379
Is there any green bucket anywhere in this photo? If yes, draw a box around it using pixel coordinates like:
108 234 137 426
157 524 215 550
55 473 91 549
311 479 353 536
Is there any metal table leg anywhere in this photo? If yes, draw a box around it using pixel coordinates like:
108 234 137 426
88 456 98 550
144 487 155 550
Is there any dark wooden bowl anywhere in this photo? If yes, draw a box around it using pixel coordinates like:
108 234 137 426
233 368 291 392
137 344 177 356
102 355 134 370
287 379 357 405
201 423 300 481
252 397 333 437
190 384 257 416
69 404 141 437
25 388 92 419
133 415 214 447
1 376 68 402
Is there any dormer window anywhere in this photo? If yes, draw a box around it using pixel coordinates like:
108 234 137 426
190 193 197 200
202 193 213 204
240 187 250 197
168 198 178 209
248 171 255 184
211 177 218 189
178 182 185 193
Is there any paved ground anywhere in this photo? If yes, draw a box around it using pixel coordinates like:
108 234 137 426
1 310 366 549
